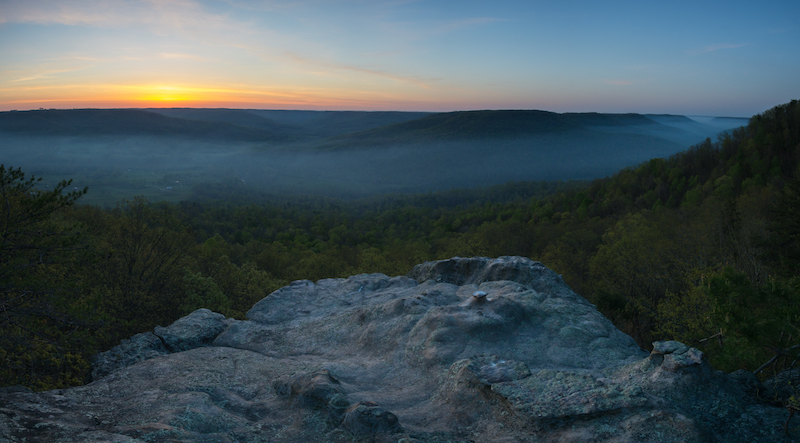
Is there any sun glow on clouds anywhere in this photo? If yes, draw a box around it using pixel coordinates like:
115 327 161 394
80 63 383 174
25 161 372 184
120 84 291 107
103 84 429 110
135 86 195 103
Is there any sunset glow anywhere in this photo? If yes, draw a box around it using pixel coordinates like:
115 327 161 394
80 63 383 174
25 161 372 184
1 0 798 116
138 86 194 103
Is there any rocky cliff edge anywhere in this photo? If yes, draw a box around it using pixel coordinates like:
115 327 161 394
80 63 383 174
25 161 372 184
0 256 796 442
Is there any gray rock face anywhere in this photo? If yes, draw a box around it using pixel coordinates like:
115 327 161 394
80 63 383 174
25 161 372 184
1 256 797 442
90 308 229 380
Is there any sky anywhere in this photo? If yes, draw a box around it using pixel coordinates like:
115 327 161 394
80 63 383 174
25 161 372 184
0 0 798 117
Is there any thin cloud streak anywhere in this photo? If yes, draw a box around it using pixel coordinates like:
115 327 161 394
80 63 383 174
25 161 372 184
601 78 653 87
690 43 749 55
157 53 209 61
1 0 152 26
603 80 634 86
282 52 435 90
0 80 440 111
0 0 251 37
8 68 86 83
439 16 507 33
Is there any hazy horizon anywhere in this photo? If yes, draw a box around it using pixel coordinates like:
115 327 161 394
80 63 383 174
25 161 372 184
0 106 756 120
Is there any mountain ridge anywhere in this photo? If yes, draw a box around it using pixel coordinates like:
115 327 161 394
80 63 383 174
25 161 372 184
0 107 749 198
0 109 289 142
0 108 736 148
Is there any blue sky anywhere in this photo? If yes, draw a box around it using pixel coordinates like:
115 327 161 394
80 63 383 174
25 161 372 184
0 0 798 116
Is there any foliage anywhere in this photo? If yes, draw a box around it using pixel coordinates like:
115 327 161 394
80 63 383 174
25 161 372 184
179 268 230 317
762 177 800 278
0 164 96 389
703 269 800 374
655 286 715 348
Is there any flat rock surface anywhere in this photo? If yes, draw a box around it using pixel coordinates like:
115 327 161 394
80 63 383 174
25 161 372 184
1 256 797 442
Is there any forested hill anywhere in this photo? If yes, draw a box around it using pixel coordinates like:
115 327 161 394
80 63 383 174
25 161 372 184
326 110 580 144
0 108 291 141
585 99 799 214
150 108 434 138
1 100 797 393
0 107 747 198
314 109 738 149
0 107 742 148
141 108 307 138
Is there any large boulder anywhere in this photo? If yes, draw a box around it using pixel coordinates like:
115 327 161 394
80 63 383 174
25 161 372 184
90 308 229 380
0 257 796 442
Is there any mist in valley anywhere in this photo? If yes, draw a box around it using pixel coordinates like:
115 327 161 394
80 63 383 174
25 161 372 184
0 109 748 205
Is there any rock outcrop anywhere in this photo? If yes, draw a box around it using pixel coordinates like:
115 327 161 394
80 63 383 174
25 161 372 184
0 256 796 442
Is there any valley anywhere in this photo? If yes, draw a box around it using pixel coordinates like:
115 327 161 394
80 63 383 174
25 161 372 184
0 108 747 205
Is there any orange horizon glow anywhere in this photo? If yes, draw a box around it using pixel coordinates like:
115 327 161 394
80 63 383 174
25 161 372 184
0 82 496 112
137 86 194 103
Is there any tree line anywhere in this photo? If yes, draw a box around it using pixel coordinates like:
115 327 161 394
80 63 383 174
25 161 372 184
1 100 798 390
